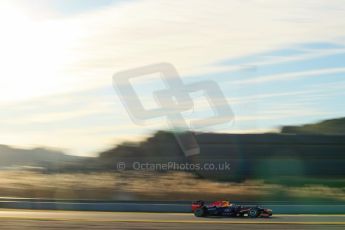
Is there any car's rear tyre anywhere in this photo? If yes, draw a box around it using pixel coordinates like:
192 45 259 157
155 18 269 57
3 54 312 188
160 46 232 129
194 208 206 217
248 209 259 218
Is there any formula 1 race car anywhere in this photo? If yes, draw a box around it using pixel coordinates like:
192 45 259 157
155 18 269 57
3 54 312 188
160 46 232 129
192 200 272 218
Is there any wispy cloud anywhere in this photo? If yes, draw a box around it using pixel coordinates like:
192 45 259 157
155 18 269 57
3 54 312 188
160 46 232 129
230 67 345 85
3 0 345 103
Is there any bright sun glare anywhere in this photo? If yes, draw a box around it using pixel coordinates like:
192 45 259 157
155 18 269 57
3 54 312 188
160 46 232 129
0 2 78 103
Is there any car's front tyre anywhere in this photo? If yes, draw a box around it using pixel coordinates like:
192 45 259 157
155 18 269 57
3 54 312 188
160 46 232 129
248 209 259 218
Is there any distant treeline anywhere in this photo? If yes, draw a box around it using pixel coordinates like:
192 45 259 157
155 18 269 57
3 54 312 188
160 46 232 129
89 131 345 181
50 117 345 182
281 117 345 134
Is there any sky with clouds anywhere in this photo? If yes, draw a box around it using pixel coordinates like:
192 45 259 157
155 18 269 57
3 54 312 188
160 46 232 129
0 0 344 156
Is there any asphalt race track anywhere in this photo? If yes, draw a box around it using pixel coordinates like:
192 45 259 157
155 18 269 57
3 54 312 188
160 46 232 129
0 210 344 229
